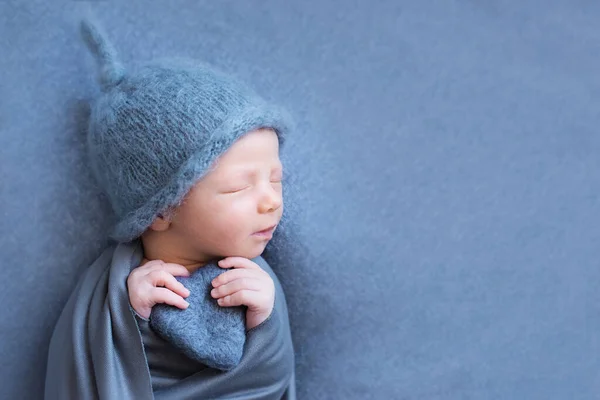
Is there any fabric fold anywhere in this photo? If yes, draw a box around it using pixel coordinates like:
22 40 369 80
45 239 295 400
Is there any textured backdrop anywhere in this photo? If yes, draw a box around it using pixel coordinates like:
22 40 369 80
1 1 599 399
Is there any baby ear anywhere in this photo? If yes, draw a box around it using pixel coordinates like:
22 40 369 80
149 211 173 232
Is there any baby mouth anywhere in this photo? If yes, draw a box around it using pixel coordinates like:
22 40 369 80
252 225 277 239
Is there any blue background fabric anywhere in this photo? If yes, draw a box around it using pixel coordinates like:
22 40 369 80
1 1 599 399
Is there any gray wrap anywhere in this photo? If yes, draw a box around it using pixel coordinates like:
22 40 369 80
44 240 296 399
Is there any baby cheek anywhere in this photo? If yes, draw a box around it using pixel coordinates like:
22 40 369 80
218 208 248 238
209 197 259 247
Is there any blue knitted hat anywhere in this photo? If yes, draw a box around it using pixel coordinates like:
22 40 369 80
79 19 292 243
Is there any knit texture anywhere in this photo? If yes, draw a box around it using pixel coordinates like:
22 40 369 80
79 18 292 242
149 262 246 371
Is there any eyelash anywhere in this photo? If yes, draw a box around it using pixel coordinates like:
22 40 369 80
223 189 243 194
224 179 282 194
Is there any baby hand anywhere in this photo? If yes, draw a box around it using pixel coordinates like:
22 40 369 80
127 260 191 320
211 257 275 330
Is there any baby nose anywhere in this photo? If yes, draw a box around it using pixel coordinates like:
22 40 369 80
259 188 282 213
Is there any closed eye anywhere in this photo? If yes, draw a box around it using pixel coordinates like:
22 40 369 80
222 186 250 194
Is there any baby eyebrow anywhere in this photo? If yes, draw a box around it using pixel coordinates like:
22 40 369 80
226 170 254 182
226 164 282 179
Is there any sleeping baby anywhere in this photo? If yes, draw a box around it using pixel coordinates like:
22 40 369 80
45 18 296 400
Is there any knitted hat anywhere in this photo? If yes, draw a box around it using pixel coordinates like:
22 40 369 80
79 19 292 243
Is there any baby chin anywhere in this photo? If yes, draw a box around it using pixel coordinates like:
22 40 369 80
247 238 271 258
235 233 273 259
221 227 276 259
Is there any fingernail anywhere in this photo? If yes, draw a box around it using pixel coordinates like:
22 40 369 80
184 301 190 308
211 289 217 297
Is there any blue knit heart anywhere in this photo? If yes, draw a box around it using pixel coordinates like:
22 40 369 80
149 263 246 371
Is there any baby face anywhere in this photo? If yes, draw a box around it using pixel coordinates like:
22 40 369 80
168 128 284 260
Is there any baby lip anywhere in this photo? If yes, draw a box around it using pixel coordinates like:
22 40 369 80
254 225 276 235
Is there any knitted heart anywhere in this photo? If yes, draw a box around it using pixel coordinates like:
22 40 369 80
150 263 246 371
